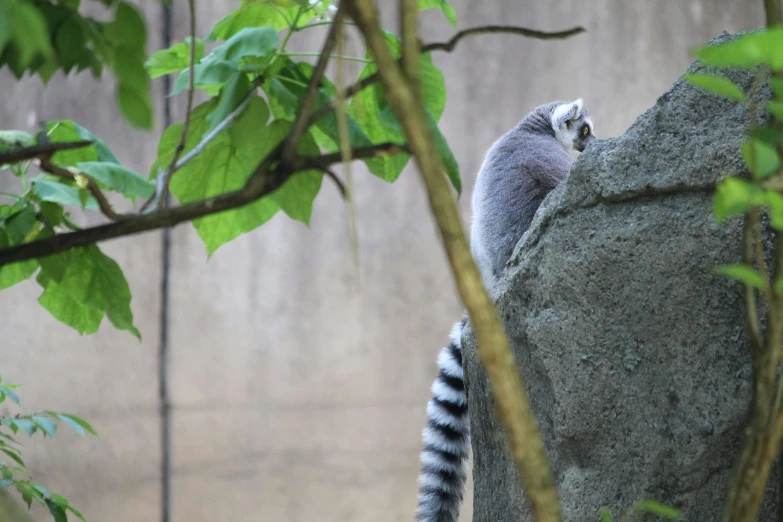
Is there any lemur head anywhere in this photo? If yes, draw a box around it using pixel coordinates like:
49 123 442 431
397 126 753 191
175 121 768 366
550 99 596 152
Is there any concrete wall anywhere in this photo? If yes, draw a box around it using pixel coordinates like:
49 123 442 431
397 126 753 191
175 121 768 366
0 1 763 521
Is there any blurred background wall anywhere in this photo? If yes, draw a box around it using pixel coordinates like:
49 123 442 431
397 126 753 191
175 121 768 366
0 1 763 521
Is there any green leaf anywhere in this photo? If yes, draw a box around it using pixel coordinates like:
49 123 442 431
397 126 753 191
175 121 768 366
54 15 86 72
683 73 745 102
45 121 106 166
206 72 253 134
1 448 24 467
766 191 783 230
768 100 783 122
76 162 154 200
0 386 21 406
4 205 37 245
31 416 57 439
428 112 461 193
0 3 11 55
15 481 34 508
39 201 64 226
715 264 765 289
208 4 297 38
171 60 237 96
10 2 55 68
33 180 99 211
36 245 140 338
265 121 323 224
713 176 763 223
350 31 446 182
0 130 34 148
771 77 783 99
51 413 97 436
742 139 780 178
172 27 278 95
264 60 374 151
0 255 37 291
66 504 87 522
12 419 36 437
692 27 783 70
145 37 205 78
749 125 783 146
418 0 458 27
164 98 281 255
117 81 154 130
108 2 147 50
47 500 68 522
597 507 614 522
633 500 680 519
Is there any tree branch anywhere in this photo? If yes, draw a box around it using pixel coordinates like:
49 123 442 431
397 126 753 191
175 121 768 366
346 1 563 521
295 142 407 170
420 24 585 53
0 143 404 266
0 141 93 165
282 3 346 164
141 0 197 214
38 157 125 221
306 23 586 128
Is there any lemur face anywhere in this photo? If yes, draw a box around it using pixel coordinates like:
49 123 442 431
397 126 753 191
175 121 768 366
550 99 596 152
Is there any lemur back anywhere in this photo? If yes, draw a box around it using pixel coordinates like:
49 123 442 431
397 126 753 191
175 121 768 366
415 99 595 522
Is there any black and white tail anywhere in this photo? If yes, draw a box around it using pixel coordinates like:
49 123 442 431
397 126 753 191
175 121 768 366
416 318 470 522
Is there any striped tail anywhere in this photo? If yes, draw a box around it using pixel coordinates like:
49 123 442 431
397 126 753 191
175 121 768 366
416 318 470 522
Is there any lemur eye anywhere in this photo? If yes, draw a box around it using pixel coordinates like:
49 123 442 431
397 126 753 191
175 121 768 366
582 126 589 136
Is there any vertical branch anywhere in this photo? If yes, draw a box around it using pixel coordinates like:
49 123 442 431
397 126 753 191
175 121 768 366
766 0 782 26
281 4 346 164
334 26 361 281
347 0 563 520
143 0 197 214
399 0 421 100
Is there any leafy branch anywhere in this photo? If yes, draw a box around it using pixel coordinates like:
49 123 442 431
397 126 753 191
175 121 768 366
0 18 585 269
0 142 407 266
0 375 96 522
682 6 783 520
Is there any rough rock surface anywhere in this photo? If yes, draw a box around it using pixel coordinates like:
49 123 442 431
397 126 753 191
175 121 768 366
462 33 778 521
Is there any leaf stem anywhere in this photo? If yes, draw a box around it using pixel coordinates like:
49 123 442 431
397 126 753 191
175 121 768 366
286 51 374 63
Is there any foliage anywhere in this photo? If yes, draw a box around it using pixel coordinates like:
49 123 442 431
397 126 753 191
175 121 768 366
0 0 153 130
685 26 783 521
0 0 460 338
598 500 681 521
0 375 97 522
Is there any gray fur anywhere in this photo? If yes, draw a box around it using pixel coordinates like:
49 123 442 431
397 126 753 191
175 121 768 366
415 99 594 522
470 100 595 291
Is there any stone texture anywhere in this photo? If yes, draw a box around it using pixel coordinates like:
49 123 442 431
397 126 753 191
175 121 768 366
464 34 778 521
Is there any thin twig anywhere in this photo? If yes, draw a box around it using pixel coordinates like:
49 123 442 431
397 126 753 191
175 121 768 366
294 142 408 170
346 1 563 520
335 24 361 280
0 141 93 165
282 3 346 163
306 23 586 128
38 157 124 221
319 167 348 199
142 0 197 214
420 24 586 53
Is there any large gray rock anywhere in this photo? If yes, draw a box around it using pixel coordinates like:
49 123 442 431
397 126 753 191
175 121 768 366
463 33 779 521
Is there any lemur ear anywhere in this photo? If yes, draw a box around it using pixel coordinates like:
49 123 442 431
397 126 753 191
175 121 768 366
552 98 584 128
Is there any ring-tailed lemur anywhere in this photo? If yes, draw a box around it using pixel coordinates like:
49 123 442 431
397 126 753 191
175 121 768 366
415 99 596 522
